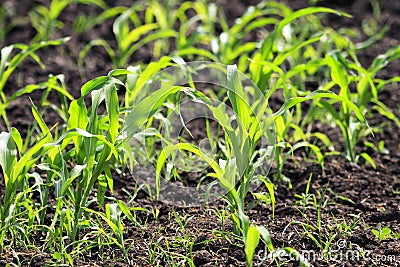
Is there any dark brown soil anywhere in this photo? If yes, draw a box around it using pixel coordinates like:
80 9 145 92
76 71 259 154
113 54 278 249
0 0 399 266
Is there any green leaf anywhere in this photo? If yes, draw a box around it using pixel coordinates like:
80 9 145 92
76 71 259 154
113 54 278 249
105 82 119 143
97 174 107 206
156 143 223 198
60 165 86 197
262 177 275 218
245 226 261 266
79 39 116 69
31 100 51 136
0 45 13 77
75 0 108 9
325 53 349 93
0 132 17 184
80 76 111 97
273 90 368 126
47 128 118 159
369 46 400 74
67 100 88 130
10 128 23 154
122 84 182 139
281 247 310 267
52 252 62 260
0 37 69 96
176 47 219 62
360 152 376 169
253 7 350 88
117 200 140 226
12 134 51 182
107 69 135 77
256 226 274 252
121 29 176 67
120 23 159 51
227 65 250 130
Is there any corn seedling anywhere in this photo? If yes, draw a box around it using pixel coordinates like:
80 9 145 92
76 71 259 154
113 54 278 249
312 46 400 165
29 0 107 42
151 63 310 266
73 6 128 34
10 70 130 255
0 38 70 128
250 7 351 91
145 0 216 58
0 127 52 252
270 88 369 179
0 0 399 265
209 2 289 71
79 6 176 70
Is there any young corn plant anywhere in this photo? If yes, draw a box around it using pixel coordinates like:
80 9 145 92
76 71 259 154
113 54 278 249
174 2 296 71
0 99 80 254
150 64 311 266
250 7 350 91
245 6 385 167
72 5 128 34
29 0 107 42
37 74 74 124
43 61 185 257
56 73 124 249
144 0 216 59
271 87 370 170
311 46 400 165
6 70 130 259
208 2 290 71
251 56 368 178
0 38 70 128
0 125 52 252
272 110 325 180
247 4 397 167
0 74 73 156
79 6 176 70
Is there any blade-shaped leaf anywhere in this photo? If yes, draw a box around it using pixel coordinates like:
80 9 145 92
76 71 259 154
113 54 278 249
0 132 17 184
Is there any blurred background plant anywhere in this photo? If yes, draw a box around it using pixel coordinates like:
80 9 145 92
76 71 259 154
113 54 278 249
0 0 399 265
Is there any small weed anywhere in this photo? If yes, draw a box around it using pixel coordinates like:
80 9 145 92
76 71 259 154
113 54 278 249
372 223 394 241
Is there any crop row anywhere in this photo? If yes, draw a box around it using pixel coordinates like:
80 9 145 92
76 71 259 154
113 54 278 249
0 0 399 266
